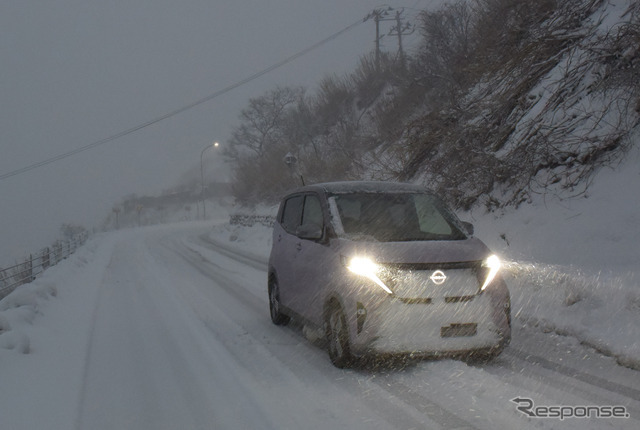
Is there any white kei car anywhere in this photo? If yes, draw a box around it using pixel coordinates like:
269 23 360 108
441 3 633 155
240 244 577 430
267 181 511 368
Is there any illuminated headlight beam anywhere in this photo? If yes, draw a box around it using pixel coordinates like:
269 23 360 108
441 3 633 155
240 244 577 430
481 255 501 291
346 257 394 295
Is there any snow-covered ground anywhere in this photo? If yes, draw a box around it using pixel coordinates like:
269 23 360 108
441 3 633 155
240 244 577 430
1 150 639 429
471 146 640 369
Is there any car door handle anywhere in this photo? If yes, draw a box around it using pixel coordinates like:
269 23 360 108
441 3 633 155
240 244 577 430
296 242 302 251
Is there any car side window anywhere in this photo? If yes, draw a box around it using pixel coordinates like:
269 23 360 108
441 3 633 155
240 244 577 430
280 195 304 234
301 195 323 228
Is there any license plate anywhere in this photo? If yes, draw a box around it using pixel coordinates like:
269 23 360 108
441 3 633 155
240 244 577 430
441 323 477 338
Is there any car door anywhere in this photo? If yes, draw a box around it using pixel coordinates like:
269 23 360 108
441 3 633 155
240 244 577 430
292 193 330 325
274 194 304 310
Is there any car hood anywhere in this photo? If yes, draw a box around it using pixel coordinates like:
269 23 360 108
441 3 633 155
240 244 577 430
333 237 492 264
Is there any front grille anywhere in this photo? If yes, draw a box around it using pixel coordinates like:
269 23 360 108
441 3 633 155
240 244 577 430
395 297 433 305
383 261 483 271
382 264 482 300
444 295 475 303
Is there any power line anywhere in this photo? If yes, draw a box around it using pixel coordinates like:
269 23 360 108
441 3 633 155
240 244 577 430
0 17 364 182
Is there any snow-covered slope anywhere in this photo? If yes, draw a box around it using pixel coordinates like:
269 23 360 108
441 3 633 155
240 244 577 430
470 145 640 368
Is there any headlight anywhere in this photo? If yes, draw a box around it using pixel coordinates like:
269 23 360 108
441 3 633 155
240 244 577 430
480 254 501 291
344 256 394 295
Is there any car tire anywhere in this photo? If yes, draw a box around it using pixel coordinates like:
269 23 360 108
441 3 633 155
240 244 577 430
268 279 290 326
326 304 354 368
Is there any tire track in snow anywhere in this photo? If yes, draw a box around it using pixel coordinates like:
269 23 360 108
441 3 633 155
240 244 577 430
75 234 275 430
370 375 480 430
504 349 640 402
198 234 268 271
160 233 436 429
74 249 114 430
167 236 267 312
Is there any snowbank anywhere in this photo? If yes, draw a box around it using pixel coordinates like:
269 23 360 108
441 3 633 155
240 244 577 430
471 146 640 368
0 232 118 429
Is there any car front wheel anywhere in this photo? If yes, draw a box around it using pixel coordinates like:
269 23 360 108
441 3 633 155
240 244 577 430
268 279 290 326
326 304 354 368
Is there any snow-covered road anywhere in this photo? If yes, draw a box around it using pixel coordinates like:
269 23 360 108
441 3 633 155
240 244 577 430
2 222 639 429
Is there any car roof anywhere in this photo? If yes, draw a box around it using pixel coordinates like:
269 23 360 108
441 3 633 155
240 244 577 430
284 181 431 196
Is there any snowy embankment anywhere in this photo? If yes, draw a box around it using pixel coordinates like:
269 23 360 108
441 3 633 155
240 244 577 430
0 233 118 429
472 146 640 369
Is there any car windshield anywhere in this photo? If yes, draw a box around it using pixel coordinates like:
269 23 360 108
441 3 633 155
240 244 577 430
329 192 467 242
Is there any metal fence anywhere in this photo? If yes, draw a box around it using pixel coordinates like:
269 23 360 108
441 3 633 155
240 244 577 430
229 213 275 228
0 232 89 299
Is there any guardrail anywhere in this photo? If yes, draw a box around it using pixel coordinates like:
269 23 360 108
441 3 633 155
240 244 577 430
0 232 88 299
229 214 275 228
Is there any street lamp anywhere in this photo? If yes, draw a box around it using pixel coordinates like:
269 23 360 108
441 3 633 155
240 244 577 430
200 142 219 220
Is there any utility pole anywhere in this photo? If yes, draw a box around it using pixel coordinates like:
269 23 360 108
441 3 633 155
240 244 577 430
365 7 393 71
388 9 414 69
375 10 382 70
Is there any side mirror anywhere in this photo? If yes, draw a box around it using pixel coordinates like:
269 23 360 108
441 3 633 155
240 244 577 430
296 223 323 241
461 221 474 236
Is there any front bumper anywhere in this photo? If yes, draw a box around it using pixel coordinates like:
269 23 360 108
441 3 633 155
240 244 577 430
349 291 510 356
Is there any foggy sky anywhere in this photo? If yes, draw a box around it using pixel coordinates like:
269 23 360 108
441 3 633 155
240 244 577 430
0 0 434 265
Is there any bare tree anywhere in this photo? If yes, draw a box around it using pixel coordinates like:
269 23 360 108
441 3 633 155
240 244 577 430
226 86 305 158
416 0 475 101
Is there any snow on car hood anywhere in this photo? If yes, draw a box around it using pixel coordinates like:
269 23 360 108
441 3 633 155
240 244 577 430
334 237 492 264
